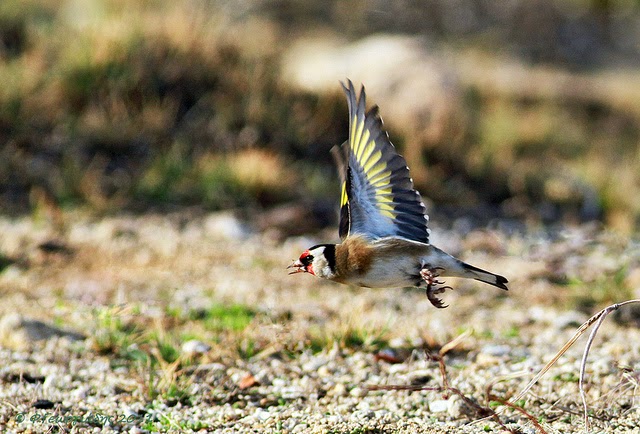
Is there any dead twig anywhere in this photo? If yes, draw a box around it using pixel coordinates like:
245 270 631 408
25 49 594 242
367 380 508 431
367 331 519 433
486 392 548 434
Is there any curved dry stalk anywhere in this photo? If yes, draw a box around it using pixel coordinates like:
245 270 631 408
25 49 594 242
578 300 640 432
511 314 601 403
439 328 473 357
512 299 640 433
486 393 548 434
578 304 610 432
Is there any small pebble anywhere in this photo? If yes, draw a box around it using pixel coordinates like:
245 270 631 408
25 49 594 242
349 386 367 398
329 383 347 397
480 344 511 357
429 399 449 413
181 340 211 355
553 311 588 330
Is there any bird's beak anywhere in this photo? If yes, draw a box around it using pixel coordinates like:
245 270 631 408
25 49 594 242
287 259 305 275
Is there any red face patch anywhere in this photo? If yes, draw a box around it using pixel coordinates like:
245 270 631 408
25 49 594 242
299 250 315 275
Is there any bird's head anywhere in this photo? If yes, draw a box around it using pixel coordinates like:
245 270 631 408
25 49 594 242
288 244 336 279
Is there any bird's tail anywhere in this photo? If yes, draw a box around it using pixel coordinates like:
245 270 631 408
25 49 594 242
461 262 509 290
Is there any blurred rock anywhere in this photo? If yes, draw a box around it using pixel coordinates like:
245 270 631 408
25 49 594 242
428 399 449 413
281 34 464 186
204 212 251 240
181 339 211 355
373 348 406 364
238 373 259 390
613 304 640 328
447 394 477 419
408 370 433 386
0 254 17 273
254 369 271 386
0 314 85 350
349 386 367 397
258 202 336 238
480 344 510 357
553 311 588 330
32 399 55 410
462 230 506 255
32 239 75 265
37 240 73 256
328 383 347 397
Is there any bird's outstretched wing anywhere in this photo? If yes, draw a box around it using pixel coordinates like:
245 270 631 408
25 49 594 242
333 80 430 243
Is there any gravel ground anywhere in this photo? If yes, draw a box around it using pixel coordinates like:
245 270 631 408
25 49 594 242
0 211 639 433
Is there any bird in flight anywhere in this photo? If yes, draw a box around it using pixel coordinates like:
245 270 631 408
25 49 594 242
288 80 508 308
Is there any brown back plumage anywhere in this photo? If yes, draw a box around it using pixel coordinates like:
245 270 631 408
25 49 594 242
333 236 374 281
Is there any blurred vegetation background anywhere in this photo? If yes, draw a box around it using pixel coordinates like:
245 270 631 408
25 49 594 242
1 0 640 232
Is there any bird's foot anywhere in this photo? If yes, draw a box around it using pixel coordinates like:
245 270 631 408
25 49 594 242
420 267 452 309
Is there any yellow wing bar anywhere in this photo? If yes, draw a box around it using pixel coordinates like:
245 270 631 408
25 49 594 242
338 79 430 243
350 116 396 219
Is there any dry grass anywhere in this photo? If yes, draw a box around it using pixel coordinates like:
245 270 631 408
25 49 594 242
0 0 639 231
0 0 340 213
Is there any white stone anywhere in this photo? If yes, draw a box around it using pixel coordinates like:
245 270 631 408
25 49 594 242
428 399 450 413
181 340 211 355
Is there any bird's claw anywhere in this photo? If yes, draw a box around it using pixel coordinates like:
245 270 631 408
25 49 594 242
420 267 452 309
420 267 444 286
426 285 452 309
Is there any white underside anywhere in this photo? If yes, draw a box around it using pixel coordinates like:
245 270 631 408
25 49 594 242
351 239 467 288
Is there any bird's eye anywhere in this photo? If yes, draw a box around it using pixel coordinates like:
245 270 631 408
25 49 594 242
301 255 313 265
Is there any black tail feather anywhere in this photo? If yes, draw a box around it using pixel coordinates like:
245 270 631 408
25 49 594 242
463 262 509 291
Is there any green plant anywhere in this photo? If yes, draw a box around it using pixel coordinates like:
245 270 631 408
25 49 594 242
189 303 255 332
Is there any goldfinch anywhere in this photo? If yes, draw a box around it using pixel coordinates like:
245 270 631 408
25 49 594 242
288 80 508 308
